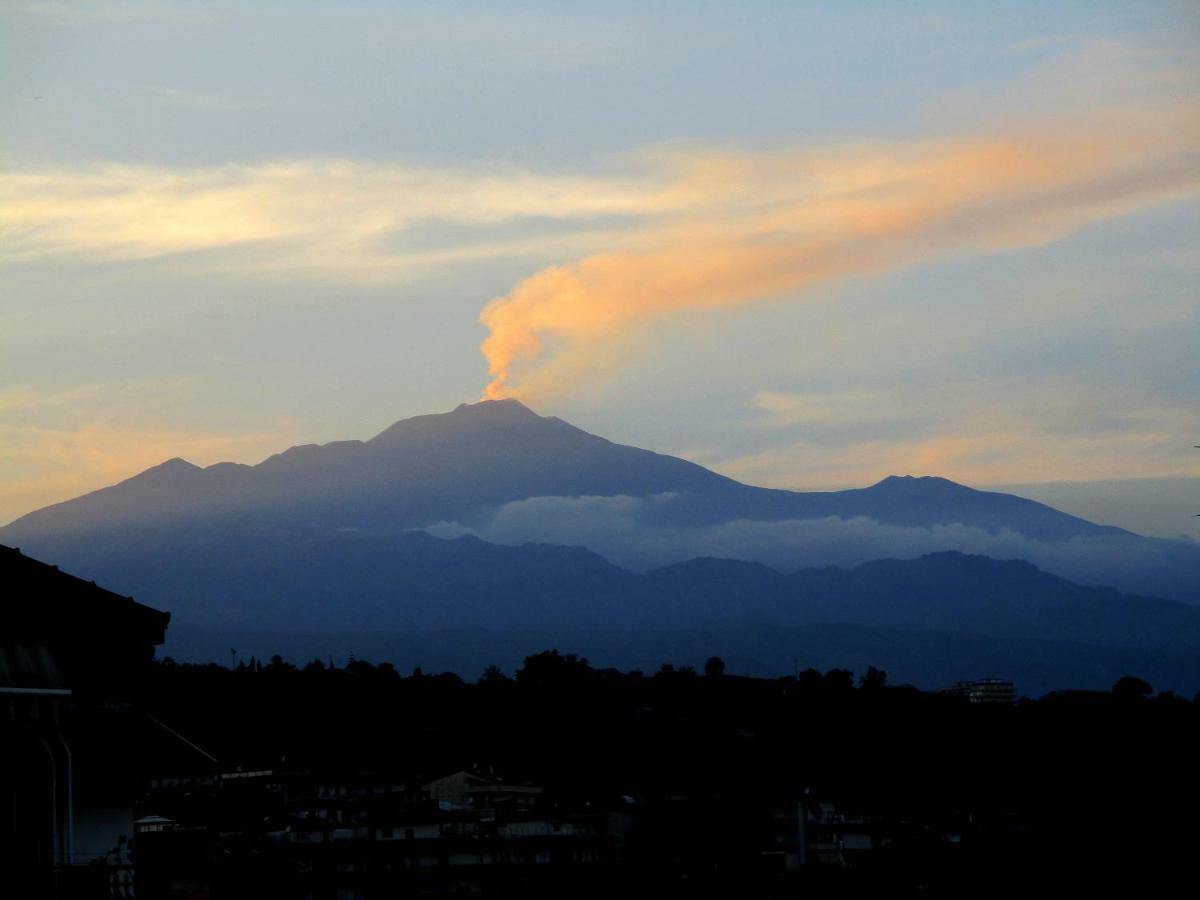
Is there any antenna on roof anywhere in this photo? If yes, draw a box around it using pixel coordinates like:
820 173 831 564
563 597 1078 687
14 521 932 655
146 714 220 764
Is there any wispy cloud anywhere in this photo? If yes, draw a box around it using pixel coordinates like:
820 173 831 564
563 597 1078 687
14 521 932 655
0 159 678 277
708 381 1200 490
1 0 216 27
4 105 1193 410
478 98 1200 398
463 38 1200 399
0 419 296 526
0 378 300 525
749 389 914 429
146 84 262 112
427 493 1200 601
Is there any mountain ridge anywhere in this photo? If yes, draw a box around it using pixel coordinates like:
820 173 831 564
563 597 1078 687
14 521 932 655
7 533 1197 693
4 398 1196 607
1 399 1123 540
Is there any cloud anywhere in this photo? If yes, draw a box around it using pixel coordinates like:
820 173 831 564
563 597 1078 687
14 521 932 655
713 380 1200 489
3 39 1193 308
0 379 301 525
749 389 912 430
146 85 263 112
1 1 215 27
478 96 1200 398
0 159 680 277
0 421 296 526
426 492 1200 602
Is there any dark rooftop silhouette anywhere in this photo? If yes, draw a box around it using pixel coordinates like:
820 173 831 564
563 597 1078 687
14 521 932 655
1 544 169 691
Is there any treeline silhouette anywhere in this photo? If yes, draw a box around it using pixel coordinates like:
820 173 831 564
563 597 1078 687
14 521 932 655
136 650 1200 794
107 650 1200 897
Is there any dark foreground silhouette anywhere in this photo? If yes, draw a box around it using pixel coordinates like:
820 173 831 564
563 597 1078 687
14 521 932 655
50 651 1200 899
4 541 1197 898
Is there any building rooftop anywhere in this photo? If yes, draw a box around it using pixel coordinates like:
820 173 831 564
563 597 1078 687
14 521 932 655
1 544 170 691
1 544 169 643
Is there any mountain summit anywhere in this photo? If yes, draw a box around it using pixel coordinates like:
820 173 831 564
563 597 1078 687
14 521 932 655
368 398 542 445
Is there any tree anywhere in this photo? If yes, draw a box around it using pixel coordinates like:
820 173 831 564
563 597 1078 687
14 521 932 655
268 654 296 672
479 664 511 685
346 658 377 677
1112 675 1152 699
859 667 887 690
515 650 592 687
377 661 399 680
823 668 854 691
796 668 823 690
704 656 726 678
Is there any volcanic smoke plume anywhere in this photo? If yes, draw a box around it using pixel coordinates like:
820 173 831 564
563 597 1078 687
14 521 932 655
479 102 1198 400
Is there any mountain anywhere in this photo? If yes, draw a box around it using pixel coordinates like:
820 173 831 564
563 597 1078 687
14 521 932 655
4 396 1199 691
3 399 1196 603
13 533 1194 694
1 399 1119 540
2 400 739 537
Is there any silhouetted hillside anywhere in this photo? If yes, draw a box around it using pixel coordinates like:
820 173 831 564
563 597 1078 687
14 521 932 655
9 533 1195 692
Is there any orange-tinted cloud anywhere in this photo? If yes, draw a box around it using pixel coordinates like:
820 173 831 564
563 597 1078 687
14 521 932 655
480 106 1200 399
0 160 676 277
705 380 1200 491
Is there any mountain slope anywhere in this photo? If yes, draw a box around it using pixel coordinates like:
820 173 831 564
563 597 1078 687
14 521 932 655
1 399 1123 541
11 522 1196 652
11 533 1195 692
3 399 1196 605
2 400 745 538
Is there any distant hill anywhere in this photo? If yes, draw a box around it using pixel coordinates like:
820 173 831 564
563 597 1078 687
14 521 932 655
56 527 1196 647
6 530 1199 693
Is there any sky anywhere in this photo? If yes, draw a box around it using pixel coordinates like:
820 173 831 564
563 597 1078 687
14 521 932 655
2 0 1198 536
